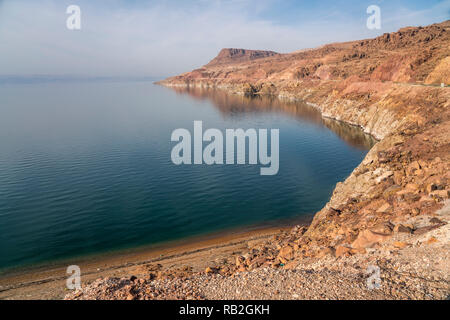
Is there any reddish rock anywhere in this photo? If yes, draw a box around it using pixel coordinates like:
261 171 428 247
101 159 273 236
394 241 408 249
351 230 392 249
317 247 335 258
335 245 352 257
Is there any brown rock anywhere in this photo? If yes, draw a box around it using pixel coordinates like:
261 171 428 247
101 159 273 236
393 171 404 185
278 246 294 261
429 217 445 225
426 237 438 244
335 245 352 257
414 225 441 235
377 203 391 213
405 183 420 192
376 171 394 183
205 267 215 274
316 247 335 258
237 265 247 272
283 261 298 270
394 241 408 249
383 185 402 198
426 183 438 194
278 256 288 265
352 230 392 249
394 224 413 233
235 256 245 267
419 195 434 203
248 257 267 268
406 161 421 175
350 247 367 255
370 222 394 234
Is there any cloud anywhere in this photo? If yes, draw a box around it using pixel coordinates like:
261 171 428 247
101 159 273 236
0 0 448 77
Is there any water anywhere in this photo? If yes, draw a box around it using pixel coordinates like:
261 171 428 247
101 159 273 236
0 80 375 271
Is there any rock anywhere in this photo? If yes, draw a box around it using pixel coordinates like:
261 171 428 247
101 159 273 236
205 267 215 274
426 182 439 194
278 246 294 261
220 266 230 275
393 171 404 185
249 257 267 268
396 189 413 196
383 185 402 198
406 161 421 175
430 190 449 199
352 230 392 249
426 237 438 244
405 183 420 192
237 265 247 272
413 225 442 235
394 241 408 249
377 203 391 213
419 195 434 203
350 247 367 255
370 222 394 234
283 261 298 270
235 256 245 267
429 217 444 225
394 224 413 233
316 247 335 258
335 245 352 257
376 171 394 183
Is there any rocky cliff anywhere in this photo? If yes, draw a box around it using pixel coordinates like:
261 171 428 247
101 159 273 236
158 20 450 258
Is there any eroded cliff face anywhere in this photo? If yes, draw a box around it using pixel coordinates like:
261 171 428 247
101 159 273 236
159 20 450 254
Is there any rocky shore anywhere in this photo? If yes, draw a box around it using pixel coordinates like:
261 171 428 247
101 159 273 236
52 20 450 300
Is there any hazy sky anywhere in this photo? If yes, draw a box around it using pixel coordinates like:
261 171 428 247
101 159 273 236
0 0 449 78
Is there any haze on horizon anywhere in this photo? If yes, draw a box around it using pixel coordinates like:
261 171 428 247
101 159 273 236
0 0 449 78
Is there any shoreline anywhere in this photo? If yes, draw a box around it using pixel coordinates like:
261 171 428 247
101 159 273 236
0 214 312 299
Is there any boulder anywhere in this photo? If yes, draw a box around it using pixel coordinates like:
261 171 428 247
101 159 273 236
376 171 394 183
235 256 245 267
377 202 391 213
352 229 392 249
335 245 352 257
430 190 449 199
278 246 294 261
394 224 413 233
394 241 408 249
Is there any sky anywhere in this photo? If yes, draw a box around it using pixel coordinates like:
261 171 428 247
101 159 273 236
0 0 448 78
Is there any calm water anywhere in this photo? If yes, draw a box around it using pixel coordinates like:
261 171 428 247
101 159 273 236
0 81 375 271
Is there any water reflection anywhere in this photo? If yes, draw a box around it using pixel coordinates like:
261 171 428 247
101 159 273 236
168 86 377 150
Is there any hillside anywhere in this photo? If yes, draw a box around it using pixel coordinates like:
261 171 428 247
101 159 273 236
68 20 450 300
